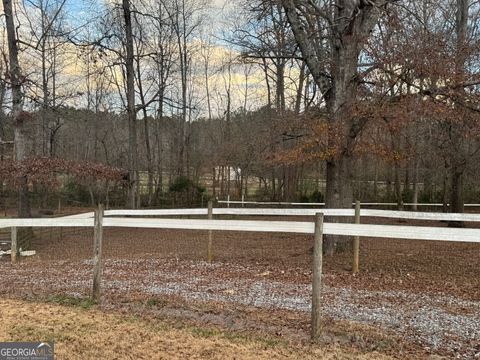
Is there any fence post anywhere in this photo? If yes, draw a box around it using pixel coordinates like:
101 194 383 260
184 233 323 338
92 204 104 301
353 200 361 274
207 200 213 263
227 195 230 208
241 194 244 207
11 227 17 263
311 212 323 342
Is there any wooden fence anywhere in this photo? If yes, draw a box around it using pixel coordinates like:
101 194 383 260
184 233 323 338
2 204 480 341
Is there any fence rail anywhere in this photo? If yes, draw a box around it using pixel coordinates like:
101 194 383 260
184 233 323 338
101 217 480 243
0 212 480 243
102 208 480 222
8 205 480 223
4 206 479 343
0 218 93 228
218 200 480 207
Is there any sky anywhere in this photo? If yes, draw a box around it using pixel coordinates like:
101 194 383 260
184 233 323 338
1 0 302 118
64 0 229 29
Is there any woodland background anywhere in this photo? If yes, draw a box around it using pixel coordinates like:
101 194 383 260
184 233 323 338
1 0 480 215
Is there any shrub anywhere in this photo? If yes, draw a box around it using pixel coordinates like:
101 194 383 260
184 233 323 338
169 176 205 195
168 176 206 206
309 190 324 203
61 178 90 204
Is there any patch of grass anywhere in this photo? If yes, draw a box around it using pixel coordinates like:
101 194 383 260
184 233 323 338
189 325 288 350
8 324 71 343
221 330 249 342
372 339 395 352
46 295 96 309
146 297 167 307
191 327 219 338
0 298 397 359
327 320 399 355
222 330 288 349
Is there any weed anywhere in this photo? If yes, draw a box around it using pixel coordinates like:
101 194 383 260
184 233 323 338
47 295 96 309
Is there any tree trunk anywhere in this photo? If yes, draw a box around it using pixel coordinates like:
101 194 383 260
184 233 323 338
412 161 419 211
450 165 464 213
324 155 353 255
394 162 404 211
294 61 306 114
442 164 449 213
122 0 138 209
136 51 154 207
3 0 31 219
4 0 33 251
212 167 216 198
175 5 189 177
447 0 469 220
271 169 276 200
322 42 360 255
154 73 165 205
275 60 286 112
449 163 465 227
283 165 297 201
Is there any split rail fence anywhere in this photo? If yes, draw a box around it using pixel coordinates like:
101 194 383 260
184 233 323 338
218 198 480 208
2 203 480 340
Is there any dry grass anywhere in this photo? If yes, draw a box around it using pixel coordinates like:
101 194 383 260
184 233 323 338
0 298 393 360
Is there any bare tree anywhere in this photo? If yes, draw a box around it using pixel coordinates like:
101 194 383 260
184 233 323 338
165 0 206 176
449 0 469 215
2 0 32 217
0 44 8 138
120 0 138 208
151 1 176 201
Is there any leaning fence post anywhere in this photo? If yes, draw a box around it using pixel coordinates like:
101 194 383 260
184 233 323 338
207 200 213 263
353 200 361 274
311 212 324 342
11 227 17 263
92 204 104 301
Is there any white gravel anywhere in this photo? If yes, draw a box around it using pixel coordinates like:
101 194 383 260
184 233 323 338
2 258 479 358
144 275 479 355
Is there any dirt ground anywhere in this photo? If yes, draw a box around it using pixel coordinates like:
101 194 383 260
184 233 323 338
0 214 479 359
0 298 394 360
